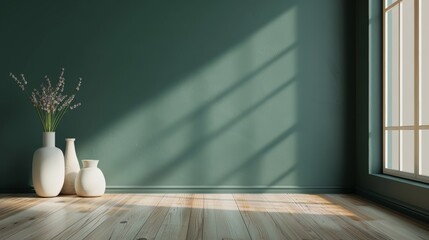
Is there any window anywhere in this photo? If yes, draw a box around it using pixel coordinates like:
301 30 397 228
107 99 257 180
383 0 429 183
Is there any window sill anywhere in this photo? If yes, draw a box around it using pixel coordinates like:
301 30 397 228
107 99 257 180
370 173 429 189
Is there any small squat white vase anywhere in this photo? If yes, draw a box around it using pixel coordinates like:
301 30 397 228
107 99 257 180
61 138 80 195
32 132 65 197
75 160 106 197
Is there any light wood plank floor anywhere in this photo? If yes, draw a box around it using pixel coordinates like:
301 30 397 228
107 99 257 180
0 194 428 240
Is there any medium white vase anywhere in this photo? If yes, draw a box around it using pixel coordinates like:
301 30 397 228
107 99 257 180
61 138 80 195
32 132 65 197
75 160 106 197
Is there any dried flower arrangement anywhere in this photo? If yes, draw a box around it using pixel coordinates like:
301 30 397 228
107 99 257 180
10 68 82 132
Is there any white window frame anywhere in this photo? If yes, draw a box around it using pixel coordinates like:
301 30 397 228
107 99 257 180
383 0 429 183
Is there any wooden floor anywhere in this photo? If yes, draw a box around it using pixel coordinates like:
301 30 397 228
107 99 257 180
0 194 428 240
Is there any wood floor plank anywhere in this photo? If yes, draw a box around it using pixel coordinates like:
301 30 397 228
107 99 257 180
6 195 115 240
233 194 291 239
286 194 358 240
0 193 427 240
0 196 80 239
0 195 44 219
291 194 366 240
83 194 164 240
316 194 392 240
301 194 390 240
133 194 180 240
0 197 30 216
185 194 204 240
51 194 129 240
260 194 322 239
154 194 193 240
323 194 429 240
203 194 251 240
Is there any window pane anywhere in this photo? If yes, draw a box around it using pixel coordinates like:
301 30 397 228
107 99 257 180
385 130 399 170
401 0 414 126
385 0 397 8
400 130 414 173
420 0 429 125
420 130 429 176
385 7 400 127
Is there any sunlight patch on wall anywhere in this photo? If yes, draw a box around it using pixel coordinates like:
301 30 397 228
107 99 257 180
79 7 298 186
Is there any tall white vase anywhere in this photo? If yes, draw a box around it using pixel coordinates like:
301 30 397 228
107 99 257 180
32 132 65 197
75 160 106 197
61 138 80 195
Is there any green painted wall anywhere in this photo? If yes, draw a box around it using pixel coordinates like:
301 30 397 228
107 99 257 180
0 0 355 192
356 0 429 218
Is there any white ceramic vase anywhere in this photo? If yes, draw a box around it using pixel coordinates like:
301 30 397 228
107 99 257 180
75 160 106 197
61 138 80 195
32 132 65 197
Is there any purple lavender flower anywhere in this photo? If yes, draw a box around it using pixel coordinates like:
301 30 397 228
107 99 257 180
10 73 26 91
10 68 83 132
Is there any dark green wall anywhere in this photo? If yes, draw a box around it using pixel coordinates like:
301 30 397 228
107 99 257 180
0 0 355 192
356 0 429 219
